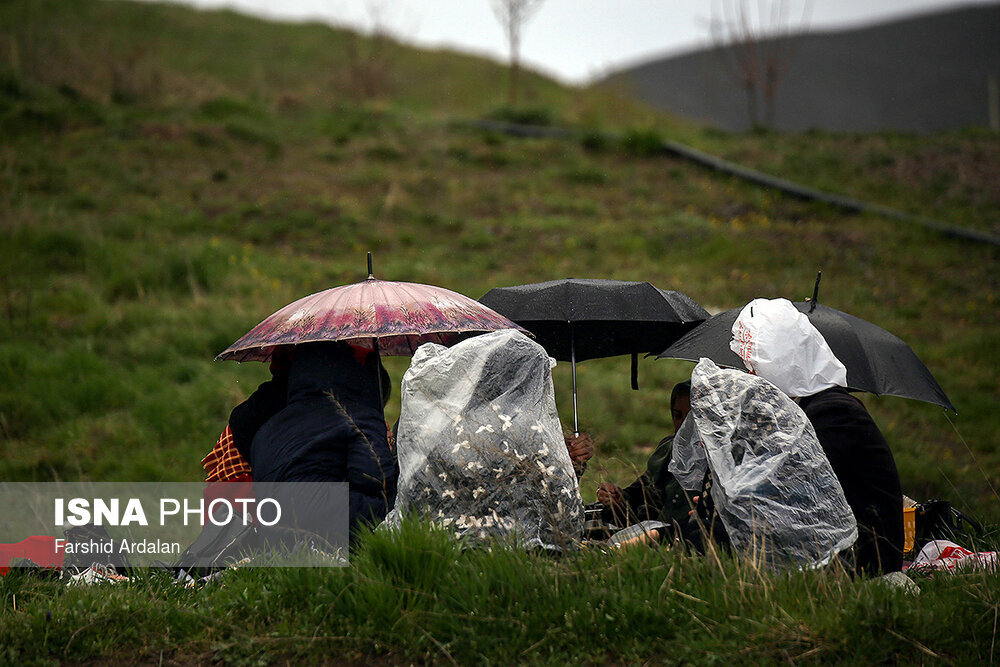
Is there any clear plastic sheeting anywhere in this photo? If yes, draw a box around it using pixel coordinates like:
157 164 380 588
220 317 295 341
383 329 584 550
669 358 858 568
667 416 707 493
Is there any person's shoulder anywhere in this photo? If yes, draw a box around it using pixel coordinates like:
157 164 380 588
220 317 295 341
800 387 866 414
800 387 884 443
644 434 675 474
646 433 674 460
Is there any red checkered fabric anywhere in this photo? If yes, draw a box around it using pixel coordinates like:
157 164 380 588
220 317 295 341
201 425 253 483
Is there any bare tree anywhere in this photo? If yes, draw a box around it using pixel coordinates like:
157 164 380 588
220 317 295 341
338 0 397 100
709 0 811 129
491 0 545 107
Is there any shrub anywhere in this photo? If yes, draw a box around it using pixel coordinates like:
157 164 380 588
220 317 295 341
621 127 665 157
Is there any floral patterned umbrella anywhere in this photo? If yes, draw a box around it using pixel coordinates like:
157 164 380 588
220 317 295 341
216 259 523 363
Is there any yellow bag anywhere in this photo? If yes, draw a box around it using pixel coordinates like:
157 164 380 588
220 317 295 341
903 507 915 555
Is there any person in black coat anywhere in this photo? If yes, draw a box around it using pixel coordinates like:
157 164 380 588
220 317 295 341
728 298 904 576
797 387 904 575
595 380 692 527
249 341 397 543
230 345 294 462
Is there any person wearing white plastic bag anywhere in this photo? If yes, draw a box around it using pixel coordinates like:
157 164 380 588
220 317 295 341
382 329 585 550
667 358 858 568
729 298 904 575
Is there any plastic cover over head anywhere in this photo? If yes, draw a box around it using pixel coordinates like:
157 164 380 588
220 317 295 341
669 358 857 568
383 329 584 550
730 298 847 398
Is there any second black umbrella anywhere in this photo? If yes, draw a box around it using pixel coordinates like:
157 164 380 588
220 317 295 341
480 278 709 434
658 300 955 412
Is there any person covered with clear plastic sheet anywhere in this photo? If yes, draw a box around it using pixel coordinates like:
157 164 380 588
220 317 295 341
383 329 585 551
595 380 693 527
248 341 397 543
729 298 904 575
658 358 858 568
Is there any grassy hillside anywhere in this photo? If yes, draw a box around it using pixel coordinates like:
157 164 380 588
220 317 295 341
2 0 998 515
1 2 999 663
0 0 650 123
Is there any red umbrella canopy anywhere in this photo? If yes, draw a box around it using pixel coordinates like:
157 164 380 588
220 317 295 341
217 278 524 362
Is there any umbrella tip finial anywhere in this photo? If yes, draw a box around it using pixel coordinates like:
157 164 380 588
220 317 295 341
809 271 822 313
367 251 375 281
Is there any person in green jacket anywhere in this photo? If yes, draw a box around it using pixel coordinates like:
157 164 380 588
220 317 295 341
596 380 692 527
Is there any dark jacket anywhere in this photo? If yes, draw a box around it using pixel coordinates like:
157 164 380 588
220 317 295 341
605 435 691 527
230 370 289 462
249 342 397 532
798 387 903 575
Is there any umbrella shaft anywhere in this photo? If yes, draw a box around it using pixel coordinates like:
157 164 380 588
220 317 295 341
373 337 384 419
571 323 578 436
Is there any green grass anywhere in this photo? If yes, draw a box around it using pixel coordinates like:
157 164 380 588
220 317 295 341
2 518 999 664
0 0 998 661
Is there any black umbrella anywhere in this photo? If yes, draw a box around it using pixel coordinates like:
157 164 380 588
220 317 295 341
480 278 710 433
658 297 956 412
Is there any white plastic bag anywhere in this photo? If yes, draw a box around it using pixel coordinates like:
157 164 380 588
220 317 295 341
730 298 847 398
669 358 857 568
383 329 584 550
908 540 999 572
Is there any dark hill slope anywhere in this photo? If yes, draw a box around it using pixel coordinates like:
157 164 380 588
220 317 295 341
606 4 1000 132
